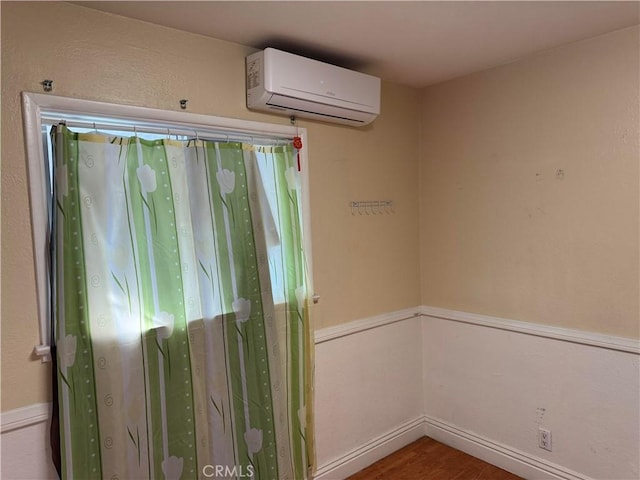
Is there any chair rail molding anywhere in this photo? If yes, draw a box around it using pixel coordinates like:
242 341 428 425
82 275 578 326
0 403 51 433
420 305 639 354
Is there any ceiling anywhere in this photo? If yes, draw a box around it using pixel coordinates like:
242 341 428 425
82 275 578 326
75 1 640 88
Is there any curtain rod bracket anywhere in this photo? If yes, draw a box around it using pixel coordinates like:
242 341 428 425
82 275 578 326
41 79 53 92
33 344 51 363
180 99 188 110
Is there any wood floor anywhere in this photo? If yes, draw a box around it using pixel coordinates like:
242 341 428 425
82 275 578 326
346 437 523 480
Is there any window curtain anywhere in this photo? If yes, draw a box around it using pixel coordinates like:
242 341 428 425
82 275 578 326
52 125 314 479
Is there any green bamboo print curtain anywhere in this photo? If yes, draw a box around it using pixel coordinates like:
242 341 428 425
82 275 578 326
52 125 313 480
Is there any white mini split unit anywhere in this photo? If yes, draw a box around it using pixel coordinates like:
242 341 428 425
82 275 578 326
246 48 381 127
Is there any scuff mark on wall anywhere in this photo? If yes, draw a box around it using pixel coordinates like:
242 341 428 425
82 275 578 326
535 406 546 425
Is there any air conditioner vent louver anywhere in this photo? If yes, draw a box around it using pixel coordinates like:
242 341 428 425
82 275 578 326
246 48 380 127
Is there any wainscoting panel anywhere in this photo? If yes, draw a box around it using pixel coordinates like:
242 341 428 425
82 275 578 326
1 307 637 480
422 311 640 480
0 403 58 479
313 313 424 479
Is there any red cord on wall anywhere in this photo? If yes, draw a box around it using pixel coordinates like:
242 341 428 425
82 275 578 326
293 136 302 171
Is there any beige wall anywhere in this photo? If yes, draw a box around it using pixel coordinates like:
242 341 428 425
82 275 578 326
419 26 639 338
2 1 637 413
0 2 421 410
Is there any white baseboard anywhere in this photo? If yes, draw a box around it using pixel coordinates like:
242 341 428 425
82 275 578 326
313 416 425 480
423 416 591 480
0 407 601 480
313 412 595 480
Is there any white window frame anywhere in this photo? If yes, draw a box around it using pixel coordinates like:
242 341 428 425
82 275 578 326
22 91 313 363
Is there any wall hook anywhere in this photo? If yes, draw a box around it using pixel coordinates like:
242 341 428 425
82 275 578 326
179 99 188 110
41 79 53 92
350 200 395 216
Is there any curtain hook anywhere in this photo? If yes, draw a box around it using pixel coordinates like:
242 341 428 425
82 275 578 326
92 122 98 134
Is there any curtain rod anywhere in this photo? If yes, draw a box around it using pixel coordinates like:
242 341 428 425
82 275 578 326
41 114 295 146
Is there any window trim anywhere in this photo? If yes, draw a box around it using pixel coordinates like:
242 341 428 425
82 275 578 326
22 91 313 362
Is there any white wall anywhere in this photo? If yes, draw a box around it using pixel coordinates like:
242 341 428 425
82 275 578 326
0 404 58 479
422 311 640 480
2 308 638 480
314 312 424 479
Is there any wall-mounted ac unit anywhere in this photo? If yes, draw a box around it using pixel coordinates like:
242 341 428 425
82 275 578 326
246 48 381 127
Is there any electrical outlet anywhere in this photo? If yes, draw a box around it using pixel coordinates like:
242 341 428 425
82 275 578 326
539 428 552 451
